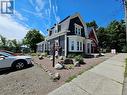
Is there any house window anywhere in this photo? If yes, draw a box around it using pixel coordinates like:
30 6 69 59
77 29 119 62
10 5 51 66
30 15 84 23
58 25 61 32
75 24 82 35
71 41 74 50
48 42 50 50
75 27 77 34
80 42 82 50
49 30 52 36
77 41 79 50
78 28 81 35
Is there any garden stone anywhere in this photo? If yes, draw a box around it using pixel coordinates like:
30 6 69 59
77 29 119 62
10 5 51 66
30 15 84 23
39 55 43 60
74 61 80 67
59 56 64 60
49 72 53 77
50 57 53 61
54 73 60 80
54 63 63 70
64 58 73 64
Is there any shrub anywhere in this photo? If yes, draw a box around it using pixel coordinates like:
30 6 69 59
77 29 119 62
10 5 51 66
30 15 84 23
67 53 76 58
122 45 127 53
30 53 37 56
40 52 48 57
75 55 84 64
44 52 48 57
66 64 74 69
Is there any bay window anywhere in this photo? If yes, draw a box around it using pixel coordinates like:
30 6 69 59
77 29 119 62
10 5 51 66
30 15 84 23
77 41 79 50
71 41 74 50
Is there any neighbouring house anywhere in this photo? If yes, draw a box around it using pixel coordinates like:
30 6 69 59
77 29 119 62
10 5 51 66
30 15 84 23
37 13 98 57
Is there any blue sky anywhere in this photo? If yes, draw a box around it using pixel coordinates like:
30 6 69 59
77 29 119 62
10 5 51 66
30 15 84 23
0 0 125 40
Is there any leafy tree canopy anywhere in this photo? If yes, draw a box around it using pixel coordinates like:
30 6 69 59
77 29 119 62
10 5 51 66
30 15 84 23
23 29 44 52
86 20 98 29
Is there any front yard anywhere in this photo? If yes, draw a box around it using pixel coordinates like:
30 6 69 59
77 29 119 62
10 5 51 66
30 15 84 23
0 53 114 95
33 53 114 85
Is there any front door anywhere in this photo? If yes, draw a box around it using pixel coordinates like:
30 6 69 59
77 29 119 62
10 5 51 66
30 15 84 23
85 43 91 54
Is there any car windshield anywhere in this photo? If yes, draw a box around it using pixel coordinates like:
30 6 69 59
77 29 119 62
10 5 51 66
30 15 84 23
0 52 14 57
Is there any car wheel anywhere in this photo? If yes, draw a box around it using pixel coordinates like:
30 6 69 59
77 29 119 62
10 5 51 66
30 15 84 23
13 61 26 70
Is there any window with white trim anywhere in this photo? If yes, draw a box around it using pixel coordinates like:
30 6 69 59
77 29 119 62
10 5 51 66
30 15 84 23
80 42 82 50
75 23 82 35
71 41 74 50
77 41 79 50
47 42 50 50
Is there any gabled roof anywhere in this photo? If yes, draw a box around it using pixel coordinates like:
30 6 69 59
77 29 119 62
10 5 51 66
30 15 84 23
87 27 98 44
48 16 70 31
47 13 86 31
87 27 93 35
59 16 70 24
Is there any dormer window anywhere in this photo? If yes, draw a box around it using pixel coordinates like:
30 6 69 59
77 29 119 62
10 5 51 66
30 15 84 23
55 24 61 33
48 29 52 36
58 24 61 32
75 23 82 35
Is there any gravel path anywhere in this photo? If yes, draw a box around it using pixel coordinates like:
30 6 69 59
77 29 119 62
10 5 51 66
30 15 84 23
0 65 59 95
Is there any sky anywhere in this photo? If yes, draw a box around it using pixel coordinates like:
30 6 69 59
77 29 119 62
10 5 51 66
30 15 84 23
0 0 125 40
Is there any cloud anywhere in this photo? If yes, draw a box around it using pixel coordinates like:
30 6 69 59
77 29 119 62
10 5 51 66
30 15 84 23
52 4 60 23
23 0 60 35
0 14 28 40
35 0 45 11
14 10 28 21
28 0 34 7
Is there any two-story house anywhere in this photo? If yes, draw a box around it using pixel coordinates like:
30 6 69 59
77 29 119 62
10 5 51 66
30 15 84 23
37 13 98 57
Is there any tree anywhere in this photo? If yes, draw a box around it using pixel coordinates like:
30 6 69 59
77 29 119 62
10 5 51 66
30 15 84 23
106 20 126 52
94 20 126 52
96 27 109 49
0 35 8 50
23 29 44 52
11 39 22 52
0 35 22 52
86 20 98 29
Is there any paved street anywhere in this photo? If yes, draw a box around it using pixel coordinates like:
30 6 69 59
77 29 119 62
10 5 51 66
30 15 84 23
48 53 127 95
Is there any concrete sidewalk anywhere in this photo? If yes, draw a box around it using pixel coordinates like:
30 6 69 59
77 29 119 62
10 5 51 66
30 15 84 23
48 53 127 95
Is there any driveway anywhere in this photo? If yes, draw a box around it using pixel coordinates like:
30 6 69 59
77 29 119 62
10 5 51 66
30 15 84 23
0 65 59 95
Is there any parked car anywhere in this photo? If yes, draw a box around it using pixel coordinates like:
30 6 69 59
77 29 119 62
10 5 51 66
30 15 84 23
0 50 17 56
0 52 32 70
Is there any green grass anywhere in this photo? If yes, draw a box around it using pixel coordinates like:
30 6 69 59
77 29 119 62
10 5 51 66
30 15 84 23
65 70 85 83
124 58 127 77
65 75 77 83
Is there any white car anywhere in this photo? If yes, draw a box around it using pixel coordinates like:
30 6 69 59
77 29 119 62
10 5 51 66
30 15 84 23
0 52 32 70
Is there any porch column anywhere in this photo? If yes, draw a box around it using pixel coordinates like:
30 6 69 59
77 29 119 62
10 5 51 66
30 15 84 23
65 34 67 57
44 43 45 52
